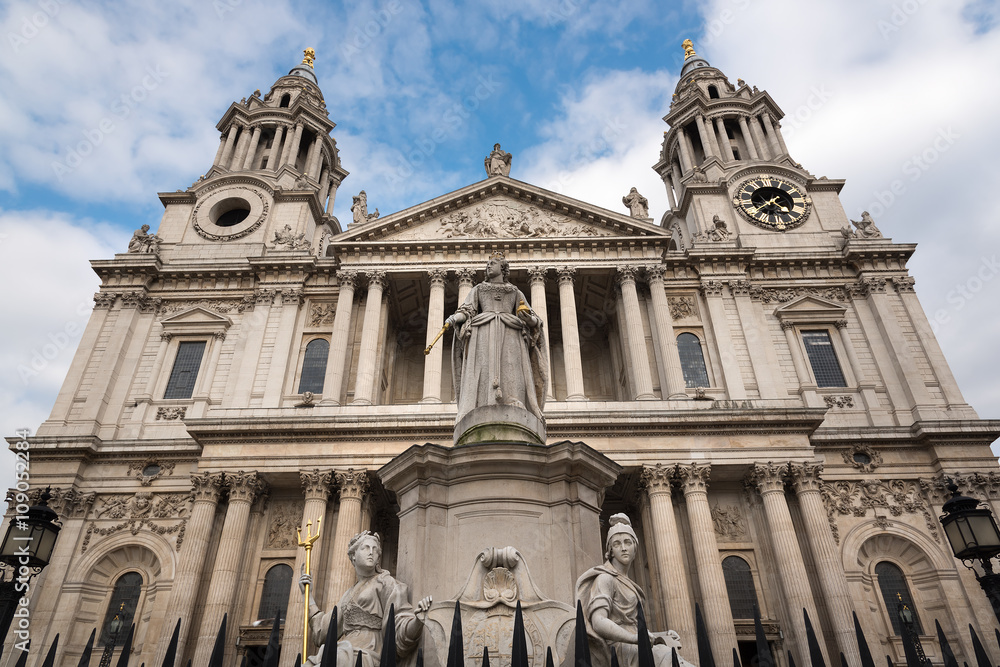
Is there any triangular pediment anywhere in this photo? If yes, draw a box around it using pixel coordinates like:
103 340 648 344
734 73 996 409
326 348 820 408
773 295 847 322
160 307 232 332
333 177 668 244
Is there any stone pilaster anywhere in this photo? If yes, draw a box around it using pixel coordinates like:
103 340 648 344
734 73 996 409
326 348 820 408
646 266 687 398
557 267 586 400
324 470 370 607
699 280 745 398
352 271 387 405
421 269 446 403
616 266 656 400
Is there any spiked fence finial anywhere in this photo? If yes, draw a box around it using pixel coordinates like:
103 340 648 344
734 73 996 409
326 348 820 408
512 602 528 667
803 609 827 667
636 600 654 667
695 603 717 667
208 615 227 667
380 604 397 667
116 625 136 667
969 624 993 667
753 605 774 667
852 611 876 667
936 620 959 667
320 608 339 667
77 628 97 667
40 634 59 667
447 601 464 667
263 613 282 667
159 620 181 667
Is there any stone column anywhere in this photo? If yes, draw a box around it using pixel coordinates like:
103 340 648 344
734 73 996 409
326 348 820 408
671 162 684 199
780 321 820 406
219 124 240 167
318 166 331 204
789 463 861 667
695 115 718 159
324 470 370 607
457 268 475 304
639 465 696 656
153 473 225 666
771 119 790 156
678 128 695 171
759 114 782 157
664 173 677 210
748 463 828 667
304 135 319 179
677 463 738 663
192 472 267 667
715 117 735 161
749 116 771 160
231 125 251 170
320 271 357 405
326 175 342 215
699 281 746 398
281 470 334 667
268 125 286 171
212 132 227 167
616 266 655 400
737 117 759 160
646 266 687 398
242 126 262 170
309 139 324 179
557 267 586 401
528 267 555 400
286 123 304 168
352 271 387 405
421 269 446 403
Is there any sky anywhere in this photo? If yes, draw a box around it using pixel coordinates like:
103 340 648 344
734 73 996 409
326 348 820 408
1 0 999 499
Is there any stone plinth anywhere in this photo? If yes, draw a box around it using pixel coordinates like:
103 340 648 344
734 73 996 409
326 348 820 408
379 440 620 607
453 404 546 445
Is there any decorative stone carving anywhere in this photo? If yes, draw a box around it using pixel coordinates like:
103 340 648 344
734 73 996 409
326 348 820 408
127 224 162 255
788 462 823 493
126 459 176 486
227 471 267 504
366 270 388 290
527 266 548 285
301 469 334 501
921 472 1000 502
6 487 97 519
743 285 849 303
842 444 882 473
93 292 117 309
83 491 191 553
820 479 938 544
156 407 187 421
841 211 883 239
699 280 724 297
695 215 731 242
335 469 370 500
309 303 335 326
457 267 476 290
677 462 711 493
266 499 302 549
351 190 380 226
159 296 255 315
891 276 916 292
434 200 608 240
271 224 311 250
667 296 696 320
622 187 649 219
190 472 225 503
337 269 359 290
485 143 512 177
850 277 886 297
297 391 316 406
711 504 747 541
120 291 163 313
615 265 638 285
639 463 675 494
823 395 855 409
557 266 576 285
747 462 788 495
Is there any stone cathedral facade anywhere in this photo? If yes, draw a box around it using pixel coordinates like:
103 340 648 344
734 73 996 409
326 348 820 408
7 45 1000 667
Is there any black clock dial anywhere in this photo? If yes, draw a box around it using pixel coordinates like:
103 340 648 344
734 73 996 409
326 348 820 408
733 176 811 230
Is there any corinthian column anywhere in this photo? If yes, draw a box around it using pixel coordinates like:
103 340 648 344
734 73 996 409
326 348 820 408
153 473 224 666
421 269 446 403
352 271 387 405
639 465 696 657
528 267 554 400
324 470 370 607
281 470 334 667
645 266 687 398
677 463 738 662
192 471 267 667
789 463 860 667
617 266 656 400
321 270 357 405
457 268 475 304
557 267 586 400
747 463 827 667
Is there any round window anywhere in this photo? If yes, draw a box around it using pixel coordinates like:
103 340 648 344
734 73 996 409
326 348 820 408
210 198 252 227
853 452 872 465
142 464 161 477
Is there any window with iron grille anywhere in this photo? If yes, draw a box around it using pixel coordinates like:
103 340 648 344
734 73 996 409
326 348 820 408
298 339 329 394
163 341 207 399
677 332 710 388
722 556 758 619
258 563 293 623
99 572 142 646
801 330 846 387
875 561 923 635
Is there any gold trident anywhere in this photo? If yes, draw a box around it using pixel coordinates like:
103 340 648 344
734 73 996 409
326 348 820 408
297 518 322 661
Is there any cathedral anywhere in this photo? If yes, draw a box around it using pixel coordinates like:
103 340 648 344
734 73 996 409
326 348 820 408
7 42 1000 667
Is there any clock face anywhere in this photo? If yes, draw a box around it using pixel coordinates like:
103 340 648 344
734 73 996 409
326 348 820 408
733 176 811 230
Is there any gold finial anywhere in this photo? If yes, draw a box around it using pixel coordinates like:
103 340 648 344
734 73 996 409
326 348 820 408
682 39 696 60
302 47 316 68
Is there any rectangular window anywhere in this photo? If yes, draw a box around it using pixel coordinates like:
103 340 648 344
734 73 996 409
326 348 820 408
163 341 206 399
801 330 847 387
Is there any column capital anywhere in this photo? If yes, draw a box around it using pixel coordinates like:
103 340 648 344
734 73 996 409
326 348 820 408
789 462 824 493
191 472 225 503
747 462 788 495
366 270 388 289
834 319 849 329
640 463 676 495
780 321 796 331
645 265 666 283
335 469 370 500
677 462 712 495
337 269 358 289
227 471 267 504
557 266 577 284
699 280 724 297
891 276 916 292
457 267 476 287
527 266 548 285
300 469 334 501
428 268 446 287
616 265 639 286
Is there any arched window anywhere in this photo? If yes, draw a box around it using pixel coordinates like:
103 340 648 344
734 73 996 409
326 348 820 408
875 561 923 635
279 93 291 108
708 85 720 99
722 556 758 619
99 572 142 645
298 339 329 394
258 563 293 622
677 332 710 388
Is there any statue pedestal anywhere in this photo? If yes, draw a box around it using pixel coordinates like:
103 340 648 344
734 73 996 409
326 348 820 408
453 404 546 446
379 440 620 608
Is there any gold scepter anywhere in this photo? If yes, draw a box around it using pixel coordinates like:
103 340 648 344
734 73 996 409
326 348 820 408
297 518 322 661
424 321 451 355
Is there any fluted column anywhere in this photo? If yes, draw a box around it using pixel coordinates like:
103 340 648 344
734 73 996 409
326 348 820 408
677 463 738 662
192 471 267 667
759 114 782 157
324 470 370 607
283 122 304 168
303 136 319 179
242 126 262 170
639 465 696 656
268 125 286 171
219 124 239 167
646 266 687 398
749 116 771 160
737 117 759 160
352 271 387 405
714 118 735 161
421 269 446 403
320 271 357 405
695 115 718 159
230 124 251 170
457 268 475 304
617 266 655 400
281 470 334 667
557 267 586 401
678 128 695 171
748 463 827 667
153 473 224 666
790 463 860 667
528 267 554 400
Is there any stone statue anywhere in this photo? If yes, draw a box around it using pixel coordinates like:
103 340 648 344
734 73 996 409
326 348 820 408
484 143 512 177
622 187 649 219
705 215 730 242
351 191 380 226
127 224 162 255
576 514 695 667
445 252 547 429
300 531 432 667
849 211 883 239
272 224 310 250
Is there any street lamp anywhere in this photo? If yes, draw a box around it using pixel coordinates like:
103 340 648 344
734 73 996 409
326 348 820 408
939 482 1000 623
896 596 929 667
99 606 125 667
0 488 62 641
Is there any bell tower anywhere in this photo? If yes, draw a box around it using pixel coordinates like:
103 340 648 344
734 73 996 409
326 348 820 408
153 48 349 259
655 40 852 249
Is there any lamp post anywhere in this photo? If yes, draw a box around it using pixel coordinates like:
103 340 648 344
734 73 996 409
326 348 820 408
0 488 62 641
938 483 1000 623
98 606 124 667
896 595 929 667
